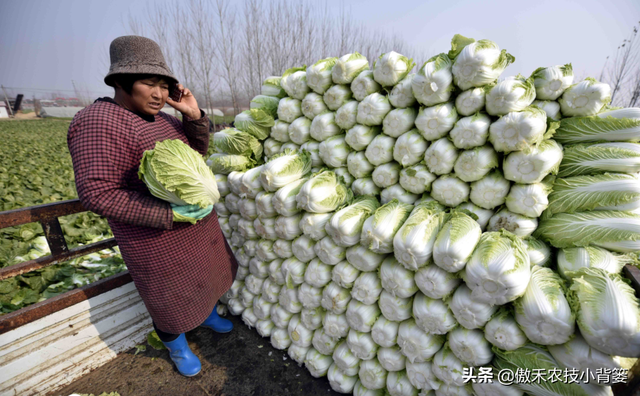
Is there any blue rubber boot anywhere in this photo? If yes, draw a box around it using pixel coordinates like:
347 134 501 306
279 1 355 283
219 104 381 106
200 304 233 333
162 333 201 377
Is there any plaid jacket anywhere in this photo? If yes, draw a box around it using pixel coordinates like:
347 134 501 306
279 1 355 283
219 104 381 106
68 99 237 334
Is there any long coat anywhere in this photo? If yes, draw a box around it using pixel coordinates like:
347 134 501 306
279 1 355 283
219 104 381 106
68 98 237 334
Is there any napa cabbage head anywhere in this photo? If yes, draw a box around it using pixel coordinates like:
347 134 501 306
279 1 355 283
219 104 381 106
307 57 338 94
559 77 611 117
261 76 286 98
554 108 640 144
484 75 536 116
557 245 634 279
531 64 574 100
250 95 280 118
296 170 353 213
332 52 370 84
360 199 413 254
326 195 380 247
393 203 447 271
412 53 454 106
432 211 482 273
281 66 310 100
213 128 263 159
207 153 254 175
234 108 274 140
558 142 640 177
449 34 515 90
373 51 415 87
260 149 312 192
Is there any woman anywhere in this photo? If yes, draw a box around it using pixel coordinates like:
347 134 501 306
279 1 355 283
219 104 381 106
67 35 237 377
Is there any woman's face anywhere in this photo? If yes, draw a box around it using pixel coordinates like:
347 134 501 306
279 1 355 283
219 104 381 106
128 77 170 115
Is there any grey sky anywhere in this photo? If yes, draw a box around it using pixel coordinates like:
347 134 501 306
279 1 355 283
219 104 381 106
1 0 639 100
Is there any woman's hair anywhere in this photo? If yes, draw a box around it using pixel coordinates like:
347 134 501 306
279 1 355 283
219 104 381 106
110 74 175 95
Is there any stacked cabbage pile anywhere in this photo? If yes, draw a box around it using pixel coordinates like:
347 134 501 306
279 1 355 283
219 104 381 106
210 34 640 396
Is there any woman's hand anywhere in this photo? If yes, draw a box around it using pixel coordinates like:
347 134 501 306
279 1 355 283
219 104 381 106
166 83 201 120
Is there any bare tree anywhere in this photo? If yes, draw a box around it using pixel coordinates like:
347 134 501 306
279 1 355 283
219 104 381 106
603 23 640 106
628 68 640 107
214 0 242 115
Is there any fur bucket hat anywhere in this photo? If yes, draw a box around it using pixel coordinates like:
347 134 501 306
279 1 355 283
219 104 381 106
104 35 178 87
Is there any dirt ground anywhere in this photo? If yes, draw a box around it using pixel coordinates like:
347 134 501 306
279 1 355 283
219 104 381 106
51 314 343 396
0 112 40 120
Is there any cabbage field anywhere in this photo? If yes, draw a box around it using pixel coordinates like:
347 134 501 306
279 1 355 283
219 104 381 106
206 34 640 396
0 119 123 314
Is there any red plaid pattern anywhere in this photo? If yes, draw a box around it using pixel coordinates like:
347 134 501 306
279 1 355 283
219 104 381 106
68 100 237 334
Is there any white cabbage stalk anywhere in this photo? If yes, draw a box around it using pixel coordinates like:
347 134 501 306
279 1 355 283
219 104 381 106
351 272 383 305
532 64 574 100
292 235 317 263
485 75 536 116
263 138 282 158
236 264 249 280
225 192 241 214
548 333 622 385
240 288 256 308
389 74 417 108
505 178 553 218
472 379 523 396
281 66 310 100
503 139 563 184
240 165 264 199
334 167 354 188
304 258 333 288
569 267 640 356
489 107 547 153
249 257 269 279
271 120 291 142
359 358 388 390
256 239 278 261
559 142 640 178
333 340 362 376
379 290 413 322
406 361 441 392
412 54 453 107
377 347 406 372
273 239 293 259
487 208 538 238
484 308 528 350
242 307 259 328
449 113 491 149
393 201 445 271
351 70 381 101
372 317 399 347
310 111 340 142
228 298 245 316
383 108 418 138
559 77 612 117
412 292 458 335
260 149 312 192
297 170 351 214
514 266 575 345
268 259 285 285
324 85 353 111
327 196 380 247
373 51 414 87
253 295 274 320
557 246 631 279
219 216 232 237
336 100 359 130
360 200 414 254
235 246 250 267
238 218 258 239
262 278 282 303
431 345 466 387
228 171 245 195
380 257 419 298
288 116 313 145
322 281 352 314
307 57 338 94
299 139 323 167
345 125 381 152
328 362 359 393
381 185 419 205
524 236 552 267
450 284 498 329
551 108 640 144
372 162 402 188
261 76 286 98
281 257 308 288
450 35 515 90
533 100 561 120
215 174 230 198
245 274 265 295
216 199 231 217
352 178 382 196
398 319 445 363
313 327 340 355
431 176 469 207
280 142 300 152
333 261 361 289
469 171 511 210
345 299 381 333
289 314 314 347
346 244 387 272
347 151 375 179
399 165 436 195
229 213 242 230
301 212 333 241
453 145 498 183
357 93 392 126
305 347 334 378
415 102 458 141
424 138 459 175
365 134 396 166
347 329 379 360
319 134 351 168
333 53 370 85
415 264 461 299
448 328 493 366
394 130 428 167
315 236 347 265
230 231 245 248
279 285 302 313
387 370 419 396
272 178 307 216
323 312 350 338
289 344 311 365
277 97 303 123
274 213 303 240
455 88 485 116
225 279 244 300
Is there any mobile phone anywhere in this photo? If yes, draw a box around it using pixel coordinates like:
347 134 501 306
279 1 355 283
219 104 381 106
170 86 183 102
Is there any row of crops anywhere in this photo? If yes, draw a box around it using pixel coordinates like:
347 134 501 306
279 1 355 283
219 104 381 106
206 34 640 396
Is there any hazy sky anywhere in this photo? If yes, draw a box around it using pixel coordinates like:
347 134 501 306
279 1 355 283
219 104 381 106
1 0 639 100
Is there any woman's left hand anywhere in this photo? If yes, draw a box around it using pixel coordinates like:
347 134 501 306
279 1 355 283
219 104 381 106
166 83 201 120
